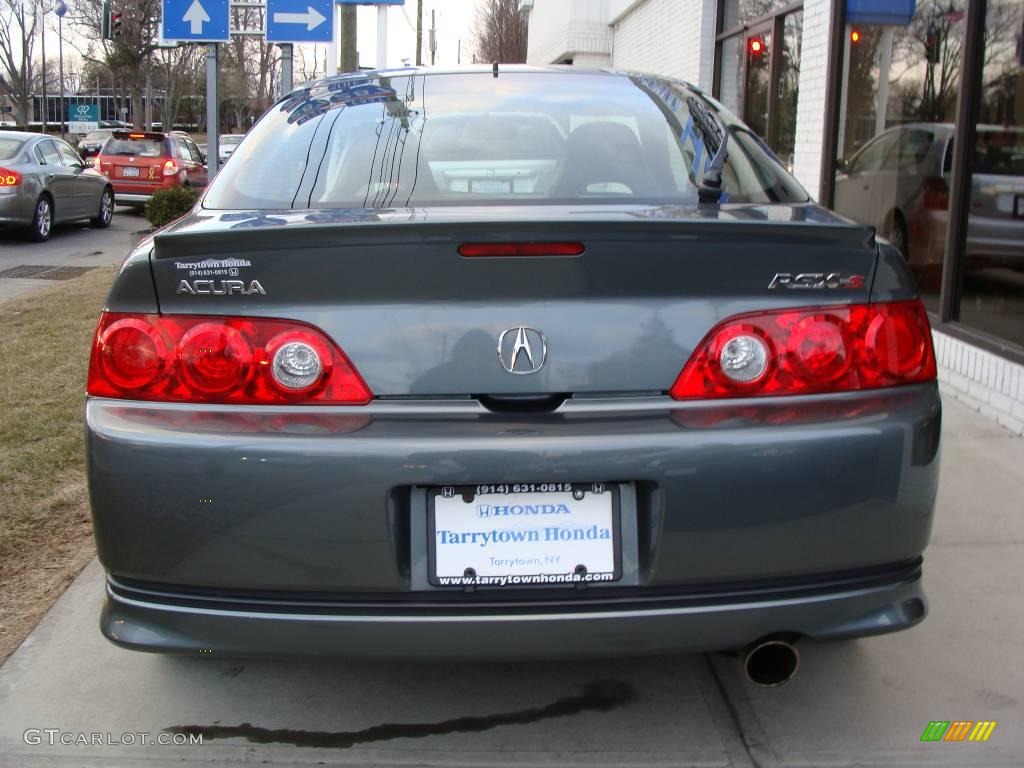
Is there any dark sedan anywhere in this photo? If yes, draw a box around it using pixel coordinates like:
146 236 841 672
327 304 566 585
0 131 114 241
77 129 115 159
86 68 939 683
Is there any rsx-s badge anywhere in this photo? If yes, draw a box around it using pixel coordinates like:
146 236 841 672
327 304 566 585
769 272 865 290
176 279 267 296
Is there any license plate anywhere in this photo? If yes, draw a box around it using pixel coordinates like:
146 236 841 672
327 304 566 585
428 484 620 587
121 166 140 177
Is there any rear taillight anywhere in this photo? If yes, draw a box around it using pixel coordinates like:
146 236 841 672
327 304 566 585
0 167 22 187
458 242 585 257
922 178 949 210
87 313 372 405
162 159 179 176
670 301 936 400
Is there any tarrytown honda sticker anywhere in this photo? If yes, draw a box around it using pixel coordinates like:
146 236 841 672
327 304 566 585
175 258 252 278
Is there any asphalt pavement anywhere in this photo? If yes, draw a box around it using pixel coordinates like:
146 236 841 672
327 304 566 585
0 205 144 302
0 397 1020 767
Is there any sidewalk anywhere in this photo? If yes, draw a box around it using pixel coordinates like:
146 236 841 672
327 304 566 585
0 397 1020 767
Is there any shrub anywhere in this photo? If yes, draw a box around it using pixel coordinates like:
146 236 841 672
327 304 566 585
144 186 199 228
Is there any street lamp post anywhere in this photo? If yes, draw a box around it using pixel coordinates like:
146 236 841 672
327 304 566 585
40 2 46 133
56 1 67 139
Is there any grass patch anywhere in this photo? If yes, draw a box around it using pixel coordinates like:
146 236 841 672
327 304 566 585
0 267 116 662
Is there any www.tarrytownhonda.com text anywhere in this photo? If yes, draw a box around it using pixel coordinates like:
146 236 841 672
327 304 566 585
23 730 202 746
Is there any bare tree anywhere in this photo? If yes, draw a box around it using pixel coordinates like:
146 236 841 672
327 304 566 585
154 43 202 130
472 0 527 64
0 0 40 125
889 0 1019 123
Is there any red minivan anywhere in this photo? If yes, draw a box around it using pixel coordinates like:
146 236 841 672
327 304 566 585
95 131 209 207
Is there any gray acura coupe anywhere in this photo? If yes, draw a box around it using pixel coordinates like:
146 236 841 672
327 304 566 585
86 67 940 684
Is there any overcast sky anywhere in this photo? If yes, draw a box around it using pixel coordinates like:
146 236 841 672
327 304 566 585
354 0 478 68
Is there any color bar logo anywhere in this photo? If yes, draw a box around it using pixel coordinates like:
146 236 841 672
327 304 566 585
921 721 997 742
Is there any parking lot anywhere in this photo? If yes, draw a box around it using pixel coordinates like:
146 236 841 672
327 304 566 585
0 206 143 302
0 393 1020 768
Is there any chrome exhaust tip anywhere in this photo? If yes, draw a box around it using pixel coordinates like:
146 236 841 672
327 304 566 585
743 638 800 687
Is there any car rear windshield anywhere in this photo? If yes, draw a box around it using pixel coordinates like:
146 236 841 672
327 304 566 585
103 137 166 157
0 137 25 160
85 131 112 141
943 130 1024 176
204 72 808 210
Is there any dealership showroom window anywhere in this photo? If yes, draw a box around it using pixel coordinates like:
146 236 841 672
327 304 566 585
832 0 1023 355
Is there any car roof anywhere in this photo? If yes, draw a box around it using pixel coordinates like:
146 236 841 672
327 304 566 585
0 130 46 141
286 65 690 99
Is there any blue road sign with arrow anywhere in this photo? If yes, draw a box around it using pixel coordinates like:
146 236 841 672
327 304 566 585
266 0 331 42
162 0 229 42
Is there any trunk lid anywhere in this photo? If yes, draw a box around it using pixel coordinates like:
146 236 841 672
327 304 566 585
149 204 878 397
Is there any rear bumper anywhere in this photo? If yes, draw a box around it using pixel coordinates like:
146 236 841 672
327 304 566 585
101 562 928 658
87 386 941 655
0 189 34 225
113 193 152 205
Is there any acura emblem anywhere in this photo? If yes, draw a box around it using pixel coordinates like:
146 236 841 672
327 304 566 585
497 327 547 375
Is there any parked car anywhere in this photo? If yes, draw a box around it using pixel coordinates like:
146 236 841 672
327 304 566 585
0 130 114 241
77 129 115 159
94 130 208 207
87 68 939 680
835 123 1024 282
218 133 245 164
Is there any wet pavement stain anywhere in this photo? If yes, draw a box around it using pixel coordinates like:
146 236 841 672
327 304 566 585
165 679 634 749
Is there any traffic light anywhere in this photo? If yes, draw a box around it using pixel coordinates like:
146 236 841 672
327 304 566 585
925 25 941 64
850 29 861 44
101 0 112 39
747 36 765 56
101 2 123 40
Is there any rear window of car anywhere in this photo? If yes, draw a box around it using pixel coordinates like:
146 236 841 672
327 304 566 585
85 131 111 141
102 137 167 157
205 72 808 210
942 129 1024 176
975 130 1024 176
0 137 26 160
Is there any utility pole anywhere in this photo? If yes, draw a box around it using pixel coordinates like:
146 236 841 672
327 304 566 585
279 44 293 94
339 4 357 72
41 3 47 133
19 1 27 127
206 44 218 175
415 0 423 66
430 8 435 66
376 4 387 68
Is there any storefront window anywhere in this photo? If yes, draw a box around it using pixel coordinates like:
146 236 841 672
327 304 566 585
832 1 967 311
723 0 798 30
957 1 1024 347
831 0 1023 351
715 1 803 170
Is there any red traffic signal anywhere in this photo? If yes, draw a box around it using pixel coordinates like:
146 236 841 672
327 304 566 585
850 29 861 43
748 36 765 56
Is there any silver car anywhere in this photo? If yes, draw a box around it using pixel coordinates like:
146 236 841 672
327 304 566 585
218 134 245 164
835 123 1024 282
0 130 114 241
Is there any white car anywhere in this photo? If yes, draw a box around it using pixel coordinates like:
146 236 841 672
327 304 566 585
218 134 245 164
